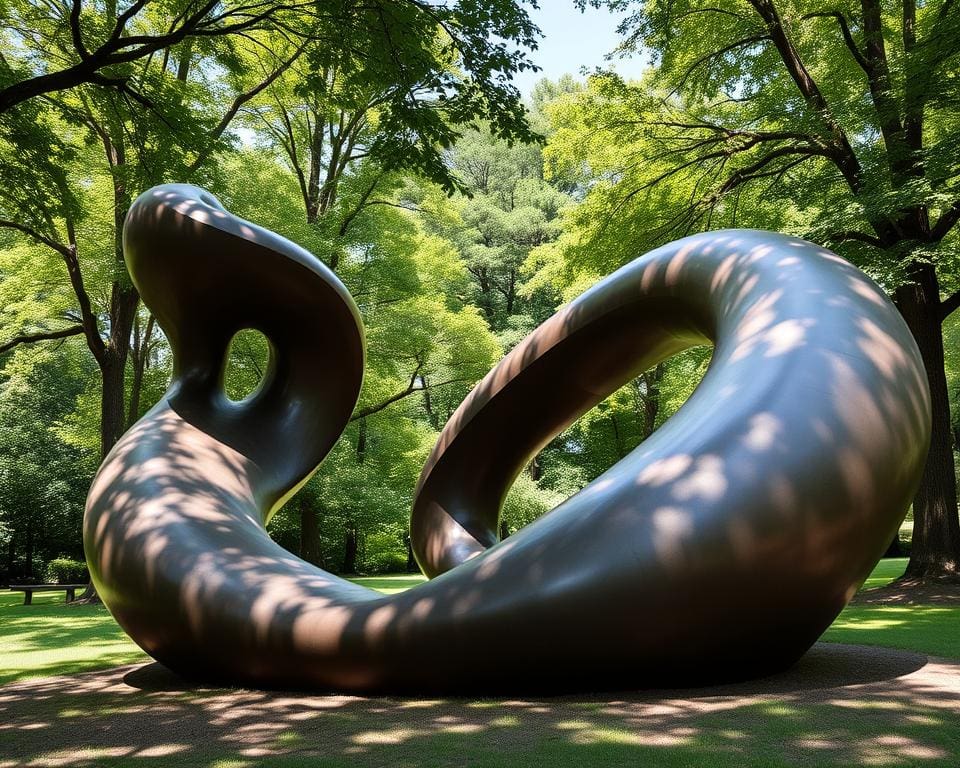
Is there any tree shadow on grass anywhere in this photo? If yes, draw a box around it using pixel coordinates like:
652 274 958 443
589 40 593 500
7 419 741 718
1 643 958 768
0 605 147 686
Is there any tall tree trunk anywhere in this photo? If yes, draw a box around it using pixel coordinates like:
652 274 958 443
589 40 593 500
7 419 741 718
405 534 418 573
126 355 145 429
6 531 15 579
643 364 665 437
884 533 904 558
422 382 440 430
896 263 960 578
24 523 33 578
299 498 322 566
83 139 138 601
127 315 155 428
527 453 542 481
99 356 127 461
343 524 358 574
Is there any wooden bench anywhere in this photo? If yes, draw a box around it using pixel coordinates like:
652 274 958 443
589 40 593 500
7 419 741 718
8 584 86 605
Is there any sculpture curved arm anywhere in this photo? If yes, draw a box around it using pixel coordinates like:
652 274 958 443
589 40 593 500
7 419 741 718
84 184 930 692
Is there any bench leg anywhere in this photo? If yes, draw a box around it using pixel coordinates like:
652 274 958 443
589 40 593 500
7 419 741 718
65 588 75 602
24 591 32 606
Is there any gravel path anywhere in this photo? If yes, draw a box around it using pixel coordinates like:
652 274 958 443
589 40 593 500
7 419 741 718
2 644 958 767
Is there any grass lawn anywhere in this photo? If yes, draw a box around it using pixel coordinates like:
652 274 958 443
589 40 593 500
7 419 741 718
3 557 959 768
0 589 149 686
4 557 957 687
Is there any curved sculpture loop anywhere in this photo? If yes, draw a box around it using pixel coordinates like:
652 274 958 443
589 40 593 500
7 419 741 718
84 184 930 693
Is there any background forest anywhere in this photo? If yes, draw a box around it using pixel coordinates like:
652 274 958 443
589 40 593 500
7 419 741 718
1 0 958 585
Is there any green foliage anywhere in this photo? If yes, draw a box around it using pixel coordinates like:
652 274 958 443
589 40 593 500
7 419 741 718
560 0 960 283
0 345 92 581
362 527 410 574
44 557 89 585
224 329 270 403
419 128 570 338
501 473 566 535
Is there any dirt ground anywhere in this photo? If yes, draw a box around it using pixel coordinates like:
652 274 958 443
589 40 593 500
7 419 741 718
2 643 959 767
854 576 960 605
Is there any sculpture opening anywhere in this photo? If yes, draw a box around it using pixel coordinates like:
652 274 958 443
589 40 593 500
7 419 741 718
223 329 272 403
83 183 931 693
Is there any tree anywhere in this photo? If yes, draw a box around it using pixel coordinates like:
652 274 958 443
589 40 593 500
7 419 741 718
0 344 93 581
415 126 571 344
0 0 541 457
570 0 960 577
220 149 502 570
0 0 309 114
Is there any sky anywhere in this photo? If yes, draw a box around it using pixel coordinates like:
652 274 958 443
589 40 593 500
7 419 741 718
510 2 649 96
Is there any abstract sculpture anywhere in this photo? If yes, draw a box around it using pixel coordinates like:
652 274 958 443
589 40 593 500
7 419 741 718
84 184 931 693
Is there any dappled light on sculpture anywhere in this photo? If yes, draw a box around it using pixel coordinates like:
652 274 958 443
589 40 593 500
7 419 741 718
83 183 931 693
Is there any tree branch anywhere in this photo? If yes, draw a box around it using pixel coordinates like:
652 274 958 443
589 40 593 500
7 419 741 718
676 34 770 91
801 11 870 73
349 369 468 421
930 201 960 242
828 230 887 248
187 41 307 174
0 325 85 354
0 218 107 362
747 0 863 192
940 291 960 323
69 0 90 60
0 218 71 258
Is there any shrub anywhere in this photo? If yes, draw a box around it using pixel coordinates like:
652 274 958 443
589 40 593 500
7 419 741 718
362 530 409 574
45 557 89 584
365 550 409 574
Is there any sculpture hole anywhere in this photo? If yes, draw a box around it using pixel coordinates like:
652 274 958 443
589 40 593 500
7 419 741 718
223 328 272 402
499 346 712 538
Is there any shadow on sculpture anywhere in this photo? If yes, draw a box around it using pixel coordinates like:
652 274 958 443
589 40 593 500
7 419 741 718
84 183 931 693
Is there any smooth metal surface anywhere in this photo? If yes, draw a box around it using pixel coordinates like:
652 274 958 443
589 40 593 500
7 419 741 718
84 183 931 693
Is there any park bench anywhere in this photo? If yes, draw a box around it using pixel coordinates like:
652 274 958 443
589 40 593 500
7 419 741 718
8 584 86 605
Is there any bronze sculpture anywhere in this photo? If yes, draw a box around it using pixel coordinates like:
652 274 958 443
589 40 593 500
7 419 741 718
84 183 931 692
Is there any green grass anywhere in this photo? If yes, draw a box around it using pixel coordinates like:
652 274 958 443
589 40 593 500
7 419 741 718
0 589 149 685
348 573 427 594
823 605 960 658
2 557 955 688
859 556 907 589
819 556 960 659
0 574 431 686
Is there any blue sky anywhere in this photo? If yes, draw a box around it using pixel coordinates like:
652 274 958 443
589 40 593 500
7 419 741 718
511 2 649 95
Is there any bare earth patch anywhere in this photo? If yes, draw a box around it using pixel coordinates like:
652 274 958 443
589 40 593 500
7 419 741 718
1 644 959 767
854 577 960 605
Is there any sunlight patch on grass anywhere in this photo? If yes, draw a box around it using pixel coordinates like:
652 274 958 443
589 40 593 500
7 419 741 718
822 605 960 658
860 558 907 589
0 589 147 686
349 574 427 594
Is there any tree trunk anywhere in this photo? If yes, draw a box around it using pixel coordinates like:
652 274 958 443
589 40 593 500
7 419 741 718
356 418 367 464
126 315 154 428
527 453 542 481
24 523 33 578
343 524 358 574
299 498 322 566
405 534 418 573
883 533 904 558
499 521 510 541
895 264 960 578
644 364 665 437
99 357 126 461
422 382 440 430
6 531 15 579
